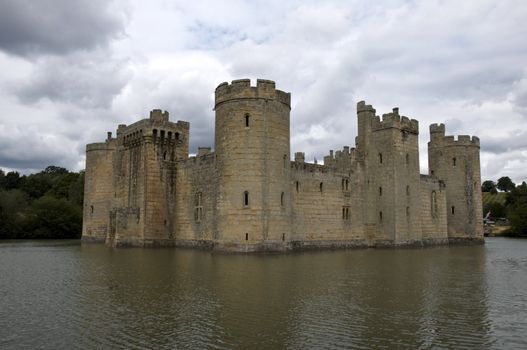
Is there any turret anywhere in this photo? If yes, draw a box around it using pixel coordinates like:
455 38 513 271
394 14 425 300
214 79 291 251
428 124 483 241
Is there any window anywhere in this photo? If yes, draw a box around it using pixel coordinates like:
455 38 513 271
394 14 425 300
90 205 94 214
342 206 350 220
319 182 323 193
406 206 410 217
406 153 409 165
245 233 248 241
194 192 203 222
296 181 299 193
342 178 349 191
379 186 382 196
379 211 383 222
243 191 249 207
281 192 285 207
282 233 285 241
163 151 167 160
283 154 287 168
379 153 383 164
406 185 410 196
431 191 437 217
245 114 250 127
453 157 456 166
451 206 455 215
175 132 180 140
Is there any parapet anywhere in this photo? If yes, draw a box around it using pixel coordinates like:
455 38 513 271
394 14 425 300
294 152 305 163
357 100 375 114
429 123 479 147
198 147 211 156
150 109 169 122
372 108 419 134
215 78 291 108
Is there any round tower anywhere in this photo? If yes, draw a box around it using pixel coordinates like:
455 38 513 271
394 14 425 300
214 79 292 251
428 124 483 241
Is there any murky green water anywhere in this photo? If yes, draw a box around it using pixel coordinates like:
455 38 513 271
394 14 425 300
0 238 526 349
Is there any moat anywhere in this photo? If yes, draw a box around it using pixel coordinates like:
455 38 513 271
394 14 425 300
1 238 526 349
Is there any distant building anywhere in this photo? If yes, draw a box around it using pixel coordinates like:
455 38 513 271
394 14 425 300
82 79 483 251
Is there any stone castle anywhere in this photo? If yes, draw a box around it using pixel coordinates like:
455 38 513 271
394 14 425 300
82 79 484 251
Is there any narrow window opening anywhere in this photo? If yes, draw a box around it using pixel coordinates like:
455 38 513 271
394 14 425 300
282 233 285 241
406 185 410 196
342 206 350 220
243 191 249 207
164 219 167 226
379 211 383 222
283 154 287 168
406 153 409 165
406 206 410 217
346 179 349 191
153 129 158 141
280 192 285 207
167 131 172 141
195 192 203 222
296 181 299 193
453 157 456 166
379 186 382 196
451 206 455 215
245 233 248 241
319 182 323 193
245 114 250 127
175 132 180 140
431 191 437 217
163 151 167 160
160 130 165 141
379 153 383 164
90 205 94 214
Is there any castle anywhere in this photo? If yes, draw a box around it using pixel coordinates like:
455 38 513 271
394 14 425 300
82 79 484 251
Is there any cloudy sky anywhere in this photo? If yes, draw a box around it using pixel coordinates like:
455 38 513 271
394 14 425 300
0 0 526 182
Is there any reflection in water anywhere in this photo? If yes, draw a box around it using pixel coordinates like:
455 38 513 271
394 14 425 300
0 238 525 349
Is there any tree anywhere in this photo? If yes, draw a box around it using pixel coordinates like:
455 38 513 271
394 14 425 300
506 182 527 236
0 169 6 189
4 171 21 190
482 180 497 192
0 189 29 238
497 176 515 192
25 195 82 238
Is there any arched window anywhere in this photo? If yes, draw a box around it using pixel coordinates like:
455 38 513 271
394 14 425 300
281 192 285 207
379 153 383 164
245 114 250 127
243 191 249 207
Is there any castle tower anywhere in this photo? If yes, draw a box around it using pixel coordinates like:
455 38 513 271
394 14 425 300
214 79 292 251
82 133 117 242
428 124 483 241
357 102 422 245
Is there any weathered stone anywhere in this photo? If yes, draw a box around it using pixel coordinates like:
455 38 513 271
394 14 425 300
82 79 484 252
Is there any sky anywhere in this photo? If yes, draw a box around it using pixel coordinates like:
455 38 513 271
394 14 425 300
0 0 526 183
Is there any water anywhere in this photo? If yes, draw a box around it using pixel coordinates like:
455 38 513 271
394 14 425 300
0 238 526 349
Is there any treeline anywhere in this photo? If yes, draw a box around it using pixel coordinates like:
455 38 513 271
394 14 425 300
0 166 84 239
482 176 527 237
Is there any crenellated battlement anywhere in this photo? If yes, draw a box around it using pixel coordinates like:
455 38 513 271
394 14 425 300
429 123 479 147
372 108 419 134
357 100 375 113
215 78 291 108
150 109 169 122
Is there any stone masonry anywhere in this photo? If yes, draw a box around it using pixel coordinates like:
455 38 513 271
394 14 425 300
82 79 484 251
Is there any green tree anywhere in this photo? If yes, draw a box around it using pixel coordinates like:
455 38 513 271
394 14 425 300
0 189 29 238
506 182 527 236
482 180 497 192
25 195 82 238
497 176 515 192
4 171 21 190
0 169 6 189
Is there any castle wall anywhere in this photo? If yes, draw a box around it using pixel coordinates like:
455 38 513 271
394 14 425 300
290 162 367 248
419 175 448 244
82 139 116 242
174 153 217 246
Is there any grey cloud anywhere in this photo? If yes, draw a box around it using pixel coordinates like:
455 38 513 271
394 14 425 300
0 0 126 57
481 131 527 155
15 52 131 108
